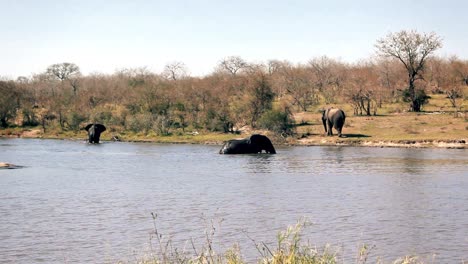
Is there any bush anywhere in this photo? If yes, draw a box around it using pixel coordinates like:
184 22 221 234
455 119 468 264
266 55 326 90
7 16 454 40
126 113 153 133
21 108 40 126
152 114 172 136
67 111 87 131
258 109 295 136
96 111 113 123
402 88 431 111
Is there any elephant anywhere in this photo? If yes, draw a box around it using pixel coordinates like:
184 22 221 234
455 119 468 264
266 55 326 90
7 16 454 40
84 123 106 143
219 134 276 154
321 107 346 137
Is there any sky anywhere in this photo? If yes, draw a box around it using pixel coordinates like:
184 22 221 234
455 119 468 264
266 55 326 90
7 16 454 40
1 0 468 78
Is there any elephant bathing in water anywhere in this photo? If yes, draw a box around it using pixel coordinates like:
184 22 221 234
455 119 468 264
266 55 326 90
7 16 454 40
219 134 276 154
84 123 106 143
322 107 346 137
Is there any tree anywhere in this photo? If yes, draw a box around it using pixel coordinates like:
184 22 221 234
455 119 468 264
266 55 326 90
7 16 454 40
46 62 81 96
0 81 21 127
345 62 380 116
375 58 407 104
446 58 468 116
308 56 346 104
426 57 467 116
217 56 248 76
46 62 81 81
375 30 442 111
247 73 275 127
281 65 317 111
162 61 188 81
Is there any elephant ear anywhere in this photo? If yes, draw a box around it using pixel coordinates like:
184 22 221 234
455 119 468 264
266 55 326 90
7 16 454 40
321 109 326 120
249 134 262 144
84 124 93 131
95 124 106 132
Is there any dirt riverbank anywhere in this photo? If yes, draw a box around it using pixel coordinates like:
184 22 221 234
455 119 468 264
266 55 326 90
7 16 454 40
1 128 466 149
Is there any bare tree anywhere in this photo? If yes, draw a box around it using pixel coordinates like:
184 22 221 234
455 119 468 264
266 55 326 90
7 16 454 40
281 65 317 111
46 62 82 96
308 56 346 103
46 62 81 81
375 58 407 104
0 81 21 127
375 30 442 111
424 57 466 116
217 56 248 76
267 60 291 98
162 61 188 81
345 62 380 116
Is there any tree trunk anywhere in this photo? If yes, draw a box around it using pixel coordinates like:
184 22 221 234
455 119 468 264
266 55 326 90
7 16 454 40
412 99 421 112
409 76 421 112
366 99 371 116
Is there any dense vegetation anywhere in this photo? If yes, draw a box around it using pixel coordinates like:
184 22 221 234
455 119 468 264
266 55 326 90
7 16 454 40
1 31 467 139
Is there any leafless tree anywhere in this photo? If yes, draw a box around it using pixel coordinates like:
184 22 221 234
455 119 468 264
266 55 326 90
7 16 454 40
308 56 346 103
162 61 188 81
46 62 82 96
217 56 248 76
375 30 442 111
427 57 467 116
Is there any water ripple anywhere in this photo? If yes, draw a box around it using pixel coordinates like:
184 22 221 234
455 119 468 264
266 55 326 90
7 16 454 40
0 139 467 263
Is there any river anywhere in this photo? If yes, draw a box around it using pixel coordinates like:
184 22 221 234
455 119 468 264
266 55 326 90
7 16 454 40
0 138 467 263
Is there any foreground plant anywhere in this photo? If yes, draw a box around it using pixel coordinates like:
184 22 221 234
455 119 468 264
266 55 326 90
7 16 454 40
124 214 433 264
254 220 337 264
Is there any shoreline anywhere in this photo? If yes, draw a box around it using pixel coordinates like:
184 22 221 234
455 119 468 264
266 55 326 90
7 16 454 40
1 128 466 149
294 138 467 149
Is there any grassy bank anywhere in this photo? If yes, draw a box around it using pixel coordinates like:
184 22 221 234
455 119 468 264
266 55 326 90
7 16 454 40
294 110 467 148
293 95 467 148
1 111 466 148
1 95 467 148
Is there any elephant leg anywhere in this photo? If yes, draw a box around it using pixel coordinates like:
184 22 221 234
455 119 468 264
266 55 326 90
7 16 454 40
327 120 333 136
337 127 343 137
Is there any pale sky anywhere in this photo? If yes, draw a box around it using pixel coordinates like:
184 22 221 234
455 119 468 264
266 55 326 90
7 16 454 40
1 0 467 78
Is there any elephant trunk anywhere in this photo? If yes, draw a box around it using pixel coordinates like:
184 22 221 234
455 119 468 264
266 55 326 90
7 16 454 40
263 140 276 154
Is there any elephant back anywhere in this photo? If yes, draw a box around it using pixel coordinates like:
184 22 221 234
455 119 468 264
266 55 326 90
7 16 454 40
327 108 345 119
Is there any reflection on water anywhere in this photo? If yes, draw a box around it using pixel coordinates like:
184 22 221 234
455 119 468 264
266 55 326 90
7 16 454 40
0 138 467 263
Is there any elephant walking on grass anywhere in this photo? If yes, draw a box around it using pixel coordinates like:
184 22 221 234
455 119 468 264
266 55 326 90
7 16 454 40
219 134 276 154
84 123 106 144
322 108 346 137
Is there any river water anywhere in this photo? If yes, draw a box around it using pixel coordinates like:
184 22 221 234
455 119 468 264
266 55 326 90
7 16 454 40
0 138 467 263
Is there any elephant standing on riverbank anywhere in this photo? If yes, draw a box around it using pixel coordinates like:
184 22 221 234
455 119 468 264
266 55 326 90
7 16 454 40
219 134 276 154
322 108 346 137
84 123 106 144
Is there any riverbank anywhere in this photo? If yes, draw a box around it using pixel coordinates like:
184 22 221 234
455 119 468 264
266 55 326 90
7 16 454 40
1 111 467 149
1 127 466 149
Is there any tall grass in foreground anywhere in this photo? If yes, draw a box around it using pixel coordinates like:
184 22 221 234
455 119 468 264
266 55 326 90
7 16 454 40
120 213 427 264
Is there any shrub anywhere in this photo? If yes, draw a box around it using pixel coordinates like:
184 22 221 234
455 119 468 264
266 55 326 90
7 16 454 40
67 111 87 131
153 114 172 136
21 108 40 126
402 88 431 111
126 113 153 133
258 109 295 136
